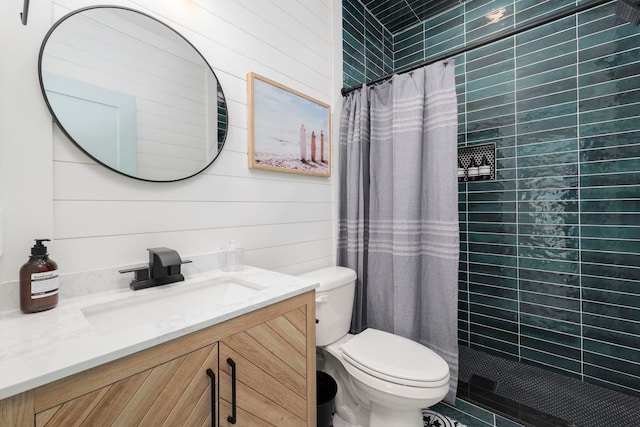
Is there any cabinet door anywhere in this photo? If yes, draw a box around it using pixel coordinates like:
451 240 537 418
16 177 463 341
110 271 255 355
35 343 218 427
219 307 309 427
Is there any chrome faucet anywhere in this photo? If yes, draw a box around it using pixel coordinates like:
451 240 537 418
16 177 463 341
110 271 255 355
119 247 192 291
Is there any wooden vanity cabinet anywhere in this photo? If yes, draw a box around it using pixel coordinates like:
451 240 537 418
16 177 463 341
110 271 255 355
0 291 316 427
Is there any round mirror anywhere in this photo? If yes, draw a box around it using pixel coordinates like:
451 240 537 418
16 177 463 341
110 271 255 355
39 6 228 182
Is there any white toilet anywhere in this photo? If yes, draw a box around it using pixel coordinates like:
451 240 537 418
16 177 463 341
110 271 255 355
300 266 450 427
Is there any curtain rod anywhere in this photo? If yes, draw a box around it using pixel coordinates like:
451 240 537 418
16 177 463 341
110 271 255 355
341 0 614 96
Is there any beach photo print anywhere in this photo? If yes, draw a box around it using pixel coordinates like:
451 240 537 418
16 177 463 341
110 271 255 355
248 73 331 177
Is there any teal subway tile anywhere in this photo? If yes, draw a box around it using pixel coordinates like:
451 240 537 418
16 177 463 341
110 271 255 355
517 151 578 168
519 267 580 286
518 77 578 102
517 89 577 112
581 238 640 254
468 200 516 213
469 211 517 223
517 2 575 26
519 246 579 263
471 301 519 324
469 252 518 268
468 104 515 124
470 243 518 257
582 275 639 294
583 300 640 322
470 272 517 288
579 39 640 68
468 93 516 113
521 334 581 361
516 163 578 179
516 139 577 157
579 61 639 87
467 125 516 143
580 171 640 187
521 347 582 375
472 333 520 355
581 213 640 226
519 256 579 274
579 139 640 159
451 399 496 425
580 185 640 200
584 326 640 353
467 80 515 102
518 176 578 191
468 232 518 245
467 56 514 82
517 127 579 146
584 363 640 397
520 301 582 324
516 12 574 44
578 74 640 100
469 259 518 278
468 190 516 202
467 69 515 93
343 0 364 22
394 51 424 70
467 9 515 44
516 41 577 70
496 414 527 427
520 289 581 311
468 116 516 133
470 292 519 311
577 0 617 27
581 103 640 125
518 63 576 89
425 37 466 62
518 233 579 250
426 5 464 35
518 224 579 240
469 313 518 343
518 199 578 214
584 339 640 363
580 158 640 176
518 187 578 201
581 199 640 213
516 112 578 134
467 37 514 67
465 0 514 22
583 288 640 310
520 312 581 336
582 262 640 282
470 281 518 300
579 88 640 112
468 222 518 235
517 103 577 125
582 250 640 268
580 225 640 240
584 350 640 378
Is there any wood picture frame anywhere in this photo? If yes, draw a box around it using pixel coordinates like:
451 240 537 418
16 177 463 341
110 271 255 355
248 72 331 177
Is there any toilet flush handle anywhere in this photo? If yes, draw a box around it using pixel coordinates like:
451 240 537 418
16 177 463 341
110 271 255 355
316 295 329 304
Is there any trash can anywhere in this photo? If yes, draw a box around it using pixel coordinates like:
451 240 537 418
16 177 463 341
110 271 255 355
317 370 337 427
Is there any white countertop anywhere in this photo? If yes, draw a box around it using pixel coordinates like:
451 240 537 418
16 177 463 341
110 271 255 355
0 266 317 400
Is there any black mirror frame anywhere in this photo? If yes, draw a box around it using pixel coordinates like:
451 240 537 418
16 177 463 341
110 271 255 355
38 5 229 183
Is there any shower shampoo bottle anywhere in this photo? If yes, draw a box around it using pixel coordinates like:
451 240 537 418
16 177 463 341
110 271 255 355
20 239 59 313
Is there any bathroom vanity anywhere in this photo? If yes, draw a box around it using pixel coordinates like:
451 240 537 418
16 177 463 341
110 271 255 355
0 267 317 426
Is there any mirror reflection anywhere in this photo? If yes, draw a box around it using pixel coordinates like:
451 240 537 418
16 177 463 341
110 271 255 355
39 6 228 182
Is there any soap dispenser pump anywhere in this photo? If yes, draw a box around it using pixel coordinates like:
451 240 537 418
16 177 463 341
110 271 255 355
20 239 59 313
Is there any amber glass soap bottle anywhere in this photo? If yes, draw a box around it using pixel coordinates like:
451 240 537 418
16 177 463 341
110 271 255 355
20 239 59 313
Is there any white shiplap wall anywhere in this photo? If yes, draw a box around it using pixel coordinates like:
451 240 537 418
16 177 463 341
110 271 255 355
0 0 340 283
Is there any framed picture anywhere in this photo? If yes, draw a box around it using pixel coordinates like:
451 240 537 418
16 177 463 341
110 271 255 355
248 72 331 177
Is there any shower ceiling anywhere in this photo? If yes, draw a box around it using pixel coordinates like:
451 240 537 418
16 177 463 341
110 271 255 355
361 0 466 33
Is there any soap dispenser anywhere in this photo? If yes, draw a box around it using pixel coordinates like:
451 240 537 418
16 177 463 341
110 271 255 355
20 239 59 313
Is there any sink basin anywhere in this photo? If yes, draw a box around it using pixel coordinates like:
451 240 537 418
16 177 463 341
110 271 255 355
82 277 265 335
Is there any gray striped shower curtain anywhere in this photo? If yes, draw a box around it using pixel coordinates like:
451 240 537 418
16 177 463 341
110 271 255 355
337 60 460 404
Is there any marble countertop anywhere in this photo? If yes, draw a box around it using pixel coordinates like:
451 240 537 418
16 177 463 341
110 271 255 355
0 266 317 400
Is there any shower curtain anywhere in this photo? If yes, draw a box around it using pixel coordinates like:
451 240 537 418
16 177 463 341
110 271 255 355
337 61 460 404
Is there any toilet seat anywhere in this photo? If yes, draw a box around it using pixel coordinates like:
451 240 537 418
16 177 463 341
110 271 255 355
340 328 450 388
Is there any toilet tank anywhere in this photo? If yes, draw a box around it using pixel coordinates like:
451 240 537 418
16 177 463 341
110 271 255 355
299 266 357 346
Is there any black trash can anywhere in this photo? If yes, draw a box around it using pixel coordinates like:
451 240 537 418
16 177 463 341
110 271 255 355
317 370 337 427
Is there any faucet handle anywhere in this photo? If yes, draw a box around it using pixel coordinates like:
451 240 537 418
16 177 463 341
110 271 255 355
118 265 150 281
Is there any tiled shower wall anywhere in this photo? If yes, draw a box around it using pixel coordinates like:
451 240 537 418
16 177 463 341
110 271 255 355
343 0 640 398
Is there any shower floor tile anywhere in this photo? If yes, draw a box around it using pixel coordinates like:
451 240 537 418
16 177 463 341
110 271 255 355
457 346 640 427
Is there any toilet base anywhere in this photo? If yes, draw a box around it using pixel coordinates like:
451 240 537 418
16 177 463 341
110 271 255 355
370 403 423 427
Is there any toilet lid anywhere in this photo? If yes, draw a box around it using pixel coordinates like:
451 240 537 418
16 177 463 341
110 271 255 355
340 328 450 385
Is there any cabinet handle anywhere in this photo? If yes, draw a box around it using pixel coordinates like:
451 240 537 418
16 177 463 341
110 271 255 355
206 368 216 427
226 358 237 424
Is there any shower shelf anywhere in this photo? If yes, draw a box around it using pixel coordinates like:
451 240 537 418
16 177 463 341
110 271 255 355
457 143 496 182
